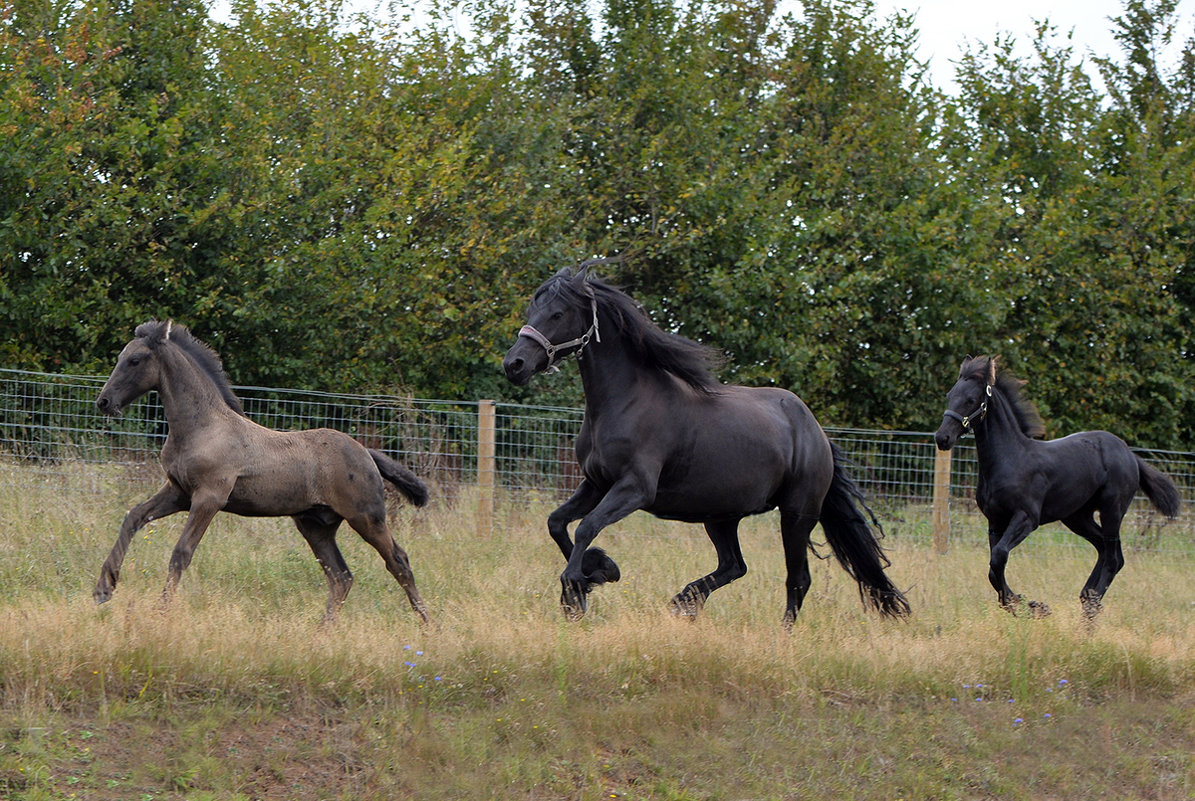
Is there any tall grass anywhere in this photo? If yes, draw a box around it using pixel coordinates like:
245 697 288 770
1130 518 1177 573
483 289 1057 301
1 463 1193 799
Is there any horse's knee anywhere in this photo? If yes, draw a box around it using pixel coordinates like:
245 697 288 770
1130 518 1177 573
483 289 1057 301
169 547 194 573
989 543 1011 571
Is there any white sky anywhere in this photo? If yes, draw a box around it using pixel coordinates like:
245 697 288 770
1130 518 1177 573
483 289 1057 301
210 0 1194 93
865 0 1194 91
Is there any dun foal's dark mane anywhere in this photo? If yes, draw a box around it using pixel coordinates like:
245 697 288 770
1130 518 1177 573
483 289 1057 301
543 273 725 394
135 320 245 415
964 356 1045 439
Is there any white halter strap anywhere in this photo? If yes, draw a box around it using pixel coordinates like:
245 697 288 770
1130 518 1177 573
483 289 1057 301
517 290 601 371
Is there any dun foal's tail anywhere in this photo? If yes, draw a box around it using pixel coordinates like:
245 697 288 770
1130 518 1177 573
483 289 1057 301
369 449 430 507
1135 454 1181 519
818 442 911 619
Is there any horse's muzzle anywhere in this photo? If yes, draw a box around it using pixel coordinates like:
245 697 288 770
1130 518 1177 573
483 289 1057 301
95 393 123 417
502 340 547 386
934 424 958 451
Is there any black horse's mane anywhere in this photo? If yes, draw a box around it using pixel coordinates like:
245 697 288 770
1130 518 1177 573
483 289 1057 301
135 320 246 415
964 355 1045 439
541 271 726 394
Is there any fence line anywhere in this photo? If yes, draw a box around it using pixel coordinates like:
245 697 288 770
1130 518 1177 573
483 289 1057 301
3 368 1193 553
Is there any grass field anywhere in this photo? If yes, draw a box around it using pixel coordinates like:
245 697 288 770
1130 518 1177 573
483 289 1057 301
1 463 1193 800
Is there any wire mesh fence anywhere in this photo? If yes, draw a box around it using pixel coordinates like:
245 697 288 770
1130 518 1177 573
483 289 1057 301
3 368 1193 554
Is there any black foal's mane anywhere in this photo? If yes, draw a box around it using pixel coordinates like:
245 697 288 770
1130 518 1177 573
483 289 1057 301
543 271 726 395
965 355 1045 439
134 320 246 415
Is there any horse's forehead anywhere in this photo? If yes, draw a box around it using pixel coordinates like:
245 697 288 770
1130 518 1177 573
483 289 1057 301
957 357 993 385
120 338 154 359
529 279 571 311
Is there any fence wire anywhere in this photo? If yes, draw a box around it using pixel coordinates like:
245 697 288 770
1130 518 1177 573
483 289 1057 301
2 368 1192 554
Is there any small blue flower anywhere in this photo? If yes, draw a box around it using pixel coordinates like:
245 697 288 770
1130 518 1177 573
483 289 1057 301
416 651 424 656
434 676 442 682
1014 718 1024 725
404 661 416 668
962 684 971 689
1043 713 1052 719
404 645 412 650
1058 679 1068 685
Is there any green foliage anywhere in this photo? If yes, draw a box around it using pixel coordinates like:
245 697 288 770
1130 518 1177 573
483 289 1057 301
1 0 1192 446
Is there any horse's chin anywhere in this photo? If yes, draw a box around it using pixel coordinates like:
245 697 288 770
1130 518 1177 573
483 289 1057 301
503 367 535 386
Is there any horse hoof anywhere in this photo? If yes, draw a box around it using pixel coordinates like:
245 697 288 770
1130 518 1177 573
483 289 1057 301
669 600 701 620
1027 600 1052 618
582 548 621 584
561 604 586 622
1080 597 1103 620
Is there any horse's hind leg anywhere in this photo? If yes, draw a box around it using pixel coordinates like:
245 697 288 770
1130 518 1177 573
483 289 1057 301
347 510 429 624
95 482 188 604
294 513 353 624
671 519 747 618
1063 508 1126 620
779 510 818 630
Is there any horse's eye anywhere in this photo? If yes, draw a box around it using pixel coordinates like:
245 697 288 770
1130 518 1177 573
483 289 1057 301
127 357 141 367
551 311 564 321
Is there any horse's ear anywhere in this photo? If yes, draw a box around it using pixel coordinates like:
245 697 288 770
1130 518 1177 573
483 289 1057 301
574 262 591 285
987 356 998 385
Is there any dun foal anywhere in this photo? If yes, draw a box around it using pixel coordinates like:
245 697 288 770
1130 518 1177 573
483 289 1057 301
94 320 430 624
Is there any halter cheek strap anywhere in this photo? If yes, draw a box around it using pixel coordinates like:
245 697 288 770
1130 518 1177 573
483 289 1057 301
517 291 601 372
942 384 992 431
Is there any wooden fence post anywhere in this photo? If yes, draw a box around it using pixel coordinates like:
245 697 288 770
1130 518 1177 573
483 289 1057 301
931 447 951 554
478 399 495 538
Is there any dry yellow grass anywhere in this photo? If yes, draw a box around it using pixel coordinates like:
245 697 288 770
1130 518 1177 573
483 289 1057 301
2 465 1194 799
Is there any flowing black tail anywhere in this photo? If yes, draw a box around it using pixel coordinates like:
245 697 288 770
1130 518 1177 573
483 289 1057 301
818 442 911 618
368 449 430 507
1135 455 1181 519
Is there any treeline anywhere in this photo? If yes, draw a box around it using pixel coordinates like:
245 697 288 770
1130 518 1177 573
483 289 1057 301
2 0 1193 447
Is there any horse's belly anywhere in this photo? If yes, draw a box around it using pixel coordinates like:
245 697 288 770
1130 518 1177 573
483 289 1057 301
223 475 315 517
646 479 778 522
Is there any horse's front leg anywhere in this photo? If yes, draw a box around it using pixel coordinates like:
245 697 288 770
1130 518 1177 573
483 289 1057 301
560 475 651 620
988 511 1047 616
95 482 188 604
547 480 604 560
160 483 232 606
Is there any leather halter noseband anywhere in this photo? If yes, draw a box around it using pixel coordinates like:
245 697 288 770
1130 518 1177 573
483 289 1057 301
517 287 601 371
942 383 991 431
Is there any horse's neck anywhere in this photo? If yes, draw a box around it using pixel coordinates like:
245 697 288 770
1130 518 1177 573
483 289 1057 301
973 389 1030 468
156 348 237 436
576 327 646 417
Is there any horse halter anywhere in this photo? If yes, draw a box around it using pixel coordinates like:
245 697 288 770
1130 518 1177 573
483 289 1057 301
942 383 992 431
517 285 601 372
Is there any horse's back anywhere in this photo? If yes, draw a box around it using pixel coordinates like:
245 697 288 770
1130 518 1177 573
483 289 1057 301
1030 429 1142 520
607 383 832 521
215 424 384 517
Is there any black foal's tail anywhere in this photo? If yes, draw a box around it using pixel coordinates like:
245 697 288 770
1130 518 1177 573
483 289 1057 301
818 442 911 618
369 449 430 507
1135 455 1181 519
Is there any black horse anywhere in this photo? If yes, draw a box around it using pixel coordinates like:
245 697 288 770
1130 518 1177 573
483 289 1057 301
503 265 909 626
934 355 1181 618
